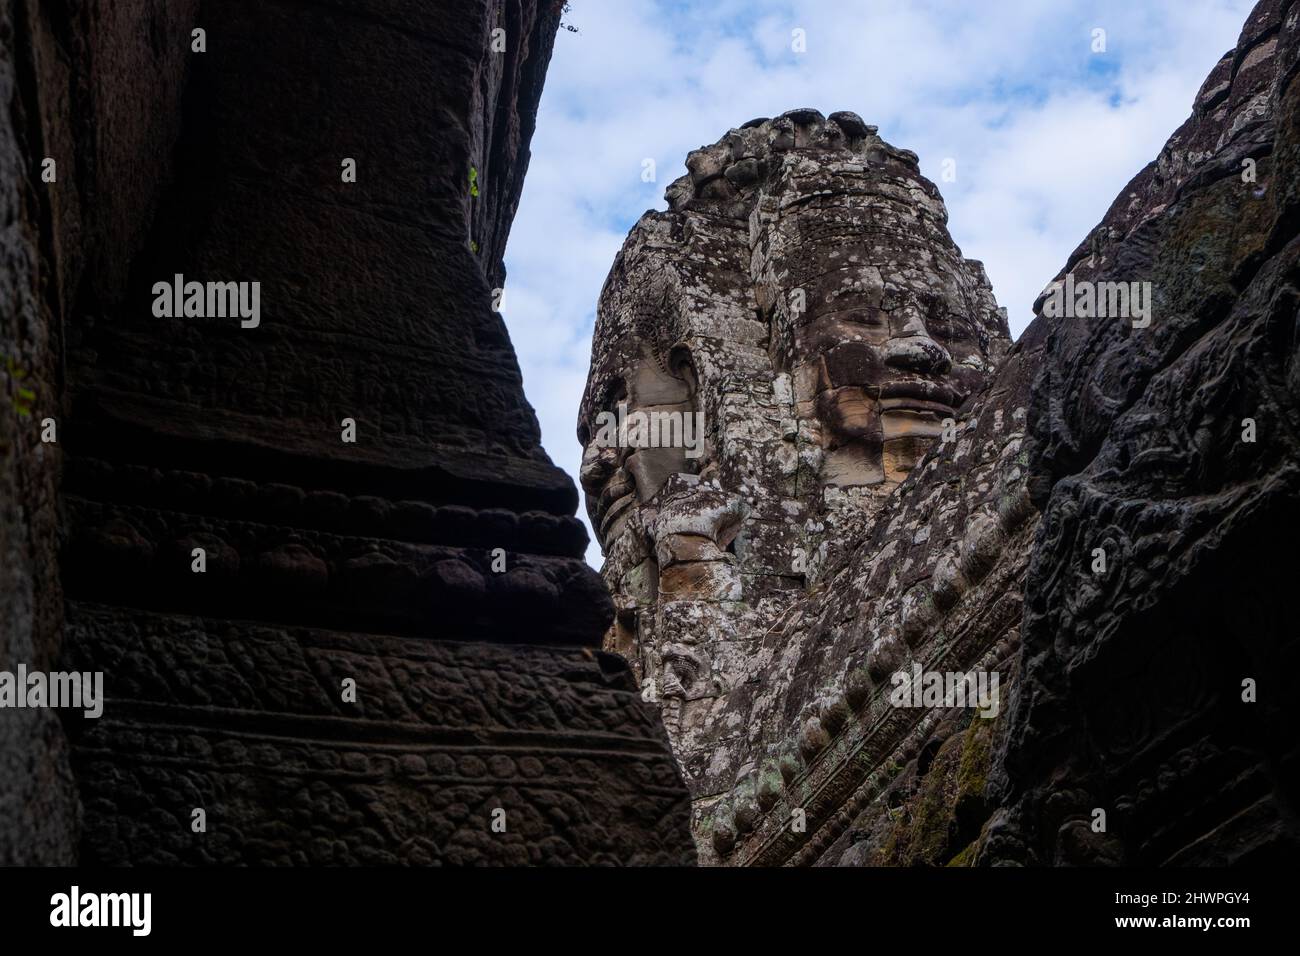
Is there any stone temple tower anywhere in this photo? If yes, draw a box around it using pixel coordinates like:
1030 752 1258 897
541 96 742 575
579 108 1013 853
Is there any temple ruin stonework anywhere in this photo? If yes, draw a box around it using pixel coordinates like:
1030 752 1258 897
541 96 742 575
582 0 1300 866
2 0 1298 872
1 0 695 865
580 108 1034 865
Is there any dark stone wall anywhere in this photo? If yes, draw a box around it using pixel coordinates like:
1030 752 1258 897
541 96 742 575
1 0 695 865
1 0 198 866
987 0 1300 865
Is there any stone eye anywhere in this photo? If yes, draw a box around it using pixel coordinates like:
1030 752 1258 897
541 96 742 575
850 309 885 327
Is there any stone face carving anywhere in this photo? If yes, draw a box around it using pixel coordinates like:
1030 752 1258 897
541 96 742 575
1 0 696 865
580 109 1021 861
582 111 1008 537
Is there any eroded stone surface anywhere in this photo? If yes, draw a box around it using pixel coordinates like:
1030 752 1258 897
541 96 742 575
0 0 200 865
1 0 695 866
988 0 1300 866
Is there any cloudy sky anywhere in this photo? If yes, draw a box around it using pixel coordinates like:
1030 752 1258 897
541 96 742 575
501 0 1255 566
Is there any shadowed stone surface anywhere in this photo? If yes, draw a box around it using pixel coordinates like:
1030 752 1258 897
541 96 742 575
1 0 694 865
987 0 1300 866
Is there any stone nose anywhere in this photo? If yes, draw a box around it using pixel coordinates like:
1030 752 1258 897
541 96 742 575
884 327 952 376
579 440 621 495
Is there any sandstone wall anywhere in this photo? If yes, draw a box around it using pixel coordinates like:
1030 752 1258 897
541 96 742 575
1 0 695 865
1 0 200 866
989 0 1300 865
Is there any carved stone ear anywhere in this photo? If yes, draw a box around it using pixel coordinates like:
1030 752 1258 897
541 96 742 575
662 643 707 694
628 354 690 406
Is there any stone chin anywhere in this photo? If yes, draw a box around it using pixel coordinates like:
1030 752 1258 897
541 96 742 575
594 469 637 545
582 442 686 548
579 439 625 545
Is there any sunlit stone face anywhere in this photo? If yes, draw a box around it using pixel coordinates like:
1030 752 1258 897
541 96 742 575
581 109 1012 555
793 286 994 486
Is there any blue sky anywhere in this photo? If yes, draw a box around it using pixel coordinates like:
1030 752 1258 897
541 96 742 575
501 0 1255 566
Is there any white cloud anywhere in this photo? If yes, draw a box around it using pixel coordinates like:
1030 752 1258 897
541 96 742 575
504 0 1256 567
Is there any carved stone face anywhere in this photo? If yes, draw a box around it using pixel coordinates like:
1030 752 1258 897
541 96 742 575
579 344 697 548
579 108 1014 858
582 110 1012 550
795 286 992 486
579 110 1011 749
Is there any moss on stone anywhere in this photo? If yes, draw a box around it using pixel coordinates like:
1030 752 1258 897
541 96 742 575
955 710 994 805
877 734 961 865
946 839 977 867
870 691 1010 866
